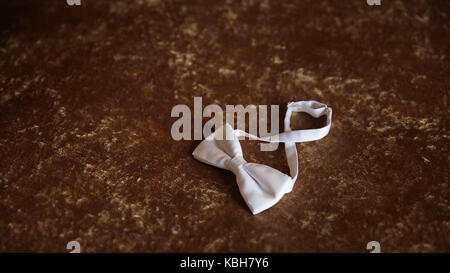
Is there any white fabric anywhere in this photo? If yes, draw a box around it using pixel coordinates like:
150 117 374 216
192 100 333 214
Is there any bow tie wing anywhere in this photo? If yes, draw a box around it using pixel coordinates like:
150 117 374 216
192 137 232 169
235 162 293 214
192 124 242 169
192 123 294 215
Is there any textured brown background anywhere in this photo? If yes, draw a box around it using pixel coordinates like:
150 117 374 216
0 0 449 252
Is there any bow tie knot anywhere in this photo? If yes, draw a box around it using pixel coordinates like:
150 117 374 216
226 155 247 172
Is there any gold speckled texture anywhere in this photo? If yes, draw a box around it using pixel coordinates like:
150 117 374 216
0 0 449 252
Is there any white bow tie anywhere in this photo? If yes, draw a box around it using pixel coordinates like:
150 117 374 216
192 101 333 214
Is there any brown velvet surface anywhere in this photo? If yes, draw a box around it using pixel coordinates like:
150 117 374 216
0 0 449 252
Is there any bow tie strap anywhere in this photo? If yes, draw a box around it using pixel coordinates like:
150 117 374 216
234 101 332 184
234 100 332 144
283 100 332 183
282 100 332 142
